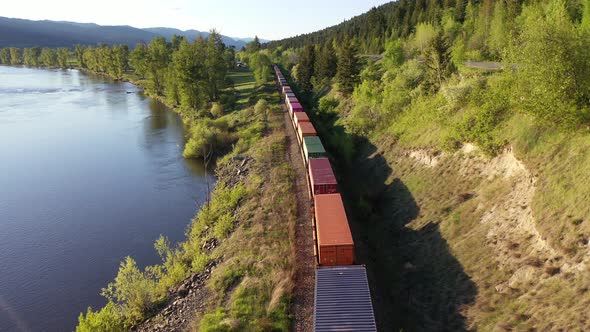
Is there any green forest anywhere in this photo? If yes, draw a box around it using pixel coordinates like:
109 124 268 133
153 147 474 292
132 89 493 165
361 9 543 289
268 0 590 151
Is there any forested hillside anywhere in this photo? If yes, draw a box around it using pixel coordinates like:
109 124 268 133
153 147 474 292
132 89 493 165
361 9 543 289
267 0 590 330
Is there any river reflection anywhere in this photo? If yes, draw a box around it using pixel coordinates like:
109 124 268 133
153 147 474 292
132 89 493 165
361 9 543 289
0 66 213 332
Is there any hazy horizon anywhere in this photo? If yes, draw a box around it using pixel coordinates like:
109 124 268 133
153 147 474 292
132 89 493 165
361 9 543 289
2 0 391 40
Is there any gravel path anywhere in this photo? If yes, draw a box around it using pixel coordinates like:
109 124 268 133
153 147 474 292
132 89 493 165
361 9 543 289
283 106 315 332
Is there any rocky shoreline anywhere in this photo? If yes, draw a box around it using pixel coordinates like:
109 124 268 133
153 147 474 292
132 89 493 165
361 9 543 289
132 155 252 331
133 260 219 332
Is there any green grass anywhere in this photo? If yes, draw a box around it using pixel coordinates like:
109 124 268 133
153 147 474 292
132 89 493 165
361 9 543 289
228 68 257 109
192 107 296 332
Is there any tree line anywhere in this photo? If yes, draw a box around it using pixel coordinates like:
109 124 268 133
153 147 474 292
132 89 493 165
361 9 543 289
0 47 71 68
267 0 527 56
0 31 236 113
269 0 590 136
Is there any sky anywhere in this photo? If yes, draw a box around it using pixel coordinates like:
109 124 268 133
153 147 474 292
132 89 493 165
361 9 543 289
2 0 392 40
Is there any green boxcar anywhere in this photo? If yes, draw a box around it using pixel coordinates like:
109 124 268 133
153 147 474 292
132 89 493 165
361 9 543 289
303 136 326 165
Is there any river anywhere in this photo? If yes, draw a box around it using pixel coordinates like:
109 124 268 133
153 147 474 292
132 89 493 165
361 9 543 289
0 66 213 332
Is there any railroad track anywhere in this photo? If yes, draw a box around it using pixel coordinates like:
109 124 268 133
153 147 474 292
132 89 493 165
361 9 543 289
274 65 377 332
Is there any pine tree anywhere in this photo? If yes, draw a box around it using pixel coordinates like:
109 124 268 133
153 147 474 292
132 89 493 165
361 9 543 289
298 44 316 92
247 36 261 53
488 0 507 58
316 42 338 80
170 35 185 51
423 32 456 92
455 0 466 21
336 41 359 95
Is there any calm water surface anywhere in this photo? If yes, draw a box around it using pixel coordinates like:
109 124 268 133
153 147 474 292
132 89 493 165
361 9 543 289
0 66 213 332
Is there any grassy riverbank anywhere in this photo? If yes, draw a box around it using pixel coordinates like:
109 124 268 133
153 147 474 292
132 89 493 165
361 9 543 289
76 68 297 331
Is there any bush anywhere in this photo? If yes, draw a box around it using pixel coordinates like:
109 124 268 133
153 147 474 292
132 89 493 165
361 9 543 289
101 257 161 325
211 103 224 118
254 99 269 123
220 92 237 111
213 212 235 239
199 308 234 332
506 1 590 127
318 97 339 113
76 302 126 332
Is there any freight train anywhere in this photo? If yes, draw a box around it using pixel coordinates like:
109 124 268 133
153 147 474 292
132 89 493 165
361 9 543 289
272 65 378 332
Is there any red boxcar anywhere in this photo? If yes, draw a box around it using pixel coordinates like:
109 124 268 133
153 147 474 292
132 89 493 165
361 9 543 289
314 194 354 266
297 122 317 143
308 158 338 195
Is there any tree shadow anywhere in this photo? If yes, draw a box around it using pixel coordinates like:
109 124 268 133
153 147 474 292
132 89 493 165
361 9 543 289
315 117 477 331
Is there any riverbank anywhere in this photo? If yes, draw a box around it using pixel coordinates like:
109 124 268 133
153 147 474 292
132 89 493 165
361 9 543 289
75 68 298 331
0 66 214 332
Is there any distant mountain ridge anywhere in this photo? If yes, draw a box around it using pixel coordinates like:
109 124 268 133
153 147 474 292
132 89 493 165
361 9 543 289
0 17 268 49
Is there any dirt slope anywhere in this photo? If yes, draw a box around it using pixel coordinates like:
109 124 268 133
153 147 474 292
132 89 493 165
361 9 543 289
337 135 590 331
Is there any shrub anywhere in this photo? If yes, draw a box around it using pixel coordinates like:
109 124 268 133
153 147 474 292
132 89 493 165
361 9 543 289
211 103 224 118
199 308 233 332
213 212 235 239
101 257 161 325
76 302 126 332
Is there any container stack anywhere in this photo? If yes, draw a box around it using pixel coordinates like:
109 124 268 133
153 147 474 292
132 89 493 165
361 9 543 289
272 64 377 332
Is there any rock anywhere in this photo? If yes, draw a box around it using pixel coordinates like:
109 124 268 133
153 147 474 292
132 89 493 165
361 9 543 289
508 266 537 288
191 273 199 282
176 284 189 297
495 283 509 294
403 262 416 270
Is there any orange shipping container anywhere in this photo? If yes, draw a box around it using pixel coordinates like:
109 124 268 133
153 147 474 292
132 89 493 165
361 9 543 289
297 122 317 144
314 194 354 266
294 112 310 128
